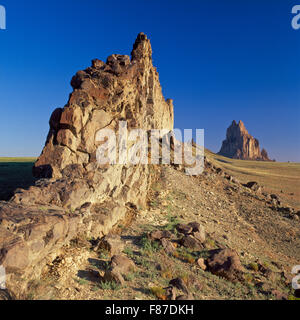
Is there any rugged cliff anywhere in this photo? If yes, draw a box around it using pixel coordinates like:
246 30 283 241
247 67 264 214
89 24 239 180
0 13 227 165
218 120 271 161
0 33 174 298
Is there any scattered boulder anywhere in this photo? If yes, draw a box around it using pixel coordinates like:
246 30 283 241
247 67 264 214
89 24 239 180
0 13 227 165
180 235 203 251
160 238 176 255
169 278 189 294
103 254 135 285
196 258 207 271
164 286 177 300
215 168 223 175
187 221 201 233
97 234 125 256
176 223 193 235
207 248 244 282
176 222 206 243
270 194 279 200
193 229 206 243
149 230 172 241
243 181 261 192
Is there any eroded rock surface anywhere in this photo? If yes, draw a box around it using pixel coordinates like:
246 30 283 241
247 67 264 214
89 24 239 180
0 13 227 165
218 120 271 161
0 33 174 298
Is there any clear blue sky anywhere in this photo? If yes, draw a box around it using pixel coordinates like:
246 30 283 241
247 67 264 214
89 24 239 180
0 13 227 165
0 0 299 161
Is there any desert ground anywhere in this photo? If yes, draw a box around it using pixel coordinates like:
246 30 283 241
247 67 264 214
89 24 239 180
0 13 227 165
206 150 300 210
1 153 299 300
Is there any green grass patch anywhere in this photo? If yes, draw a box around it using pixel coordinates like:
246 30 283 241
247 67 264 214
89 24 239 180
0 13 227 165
140 234 161 255
99 281 121 291
163 212 180 232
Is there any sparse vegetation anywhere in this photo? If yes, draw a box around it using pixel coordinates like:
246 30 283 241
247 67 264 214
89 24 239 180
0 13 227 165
140 234 161 254
249 262 259 272
163 212 180 231
173 247 196 264
99 281 121 291
150 286 167 300
3 154 298 301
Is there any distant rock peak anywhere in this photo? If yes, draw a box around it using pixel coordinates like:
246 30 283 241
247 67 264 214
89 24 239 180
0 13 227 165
219 120 271 161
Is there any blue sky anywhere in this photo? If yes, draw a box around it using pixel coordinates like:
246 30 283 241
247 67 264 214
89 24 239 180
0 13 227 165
0 0 299 161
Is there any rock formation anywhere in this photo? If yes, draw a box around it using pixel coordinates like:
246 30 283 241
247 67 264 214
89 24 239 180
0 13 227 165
218 120 271 161
0 33 174 298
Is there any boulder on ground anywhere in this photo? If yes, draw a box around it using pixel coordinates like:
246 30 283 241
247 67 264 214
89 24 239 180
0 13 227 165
169 278 189 294
97 234 124 256
196 258 207 270
160 238 176 255
149 230 172 241
176 223 193 235
103 254 135 285
243 181 261 192
207 248 244 282
180 235 203 251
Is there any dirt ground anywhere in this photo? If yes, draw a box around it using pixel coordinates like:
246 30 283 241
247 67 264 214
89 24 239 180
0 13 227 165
26 155 300 300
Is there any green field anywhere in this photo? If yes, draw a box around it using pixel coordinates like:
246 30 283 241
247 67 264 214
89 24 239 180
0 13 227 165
206 150 300 210
0 157 37 201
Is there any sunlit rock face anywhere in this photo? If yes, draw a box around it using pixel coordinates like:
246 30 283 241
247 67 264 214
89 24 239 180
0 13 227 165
0 33 174 298
218 120 270 161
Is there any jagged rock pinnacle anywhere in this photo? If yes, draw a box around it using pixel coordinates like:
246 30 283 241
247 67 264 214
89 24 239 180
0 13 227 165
219 120 271 161
131 32 152 63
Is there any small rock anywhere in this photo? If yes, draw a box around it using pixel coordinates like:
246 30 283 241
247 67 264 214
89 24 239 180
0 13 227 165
149 230 172 241
161 238 176 255
164 286 177 300
196 258 207 271
103 269 125 285
270 194 279 200
176 223 193 235
193 230 206 243
169 278 189 294
187 221 201 232
110 254 135 272
207 248 244 282
180 235 203 250
243 181 261 192
103 254 135 285
97 234 124 256
92 59 105 68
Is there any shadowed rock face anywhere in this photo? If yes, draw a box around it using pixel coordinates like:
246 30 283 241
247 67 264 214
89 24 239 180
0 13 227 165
218 120 270 161
0 33 174 298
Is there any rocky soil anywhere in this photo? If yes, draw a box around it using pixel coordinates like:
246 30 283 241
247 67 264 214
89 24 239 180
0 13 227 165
16 160 299 300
